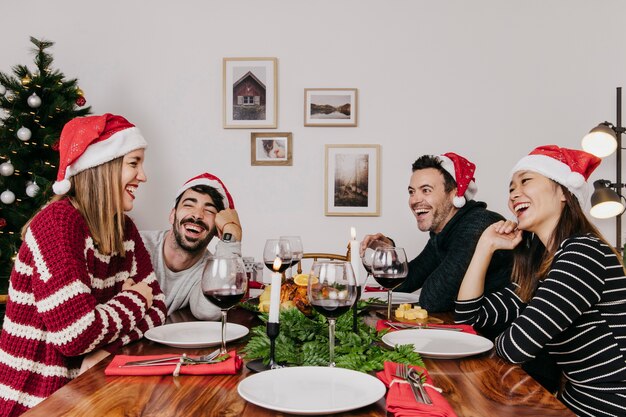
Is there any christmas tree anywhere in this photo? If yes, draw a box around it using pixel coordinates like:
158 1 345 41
0 37 91 294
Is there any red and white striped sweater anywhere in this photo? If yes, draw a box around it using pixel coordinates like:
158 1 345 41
0 199 167 416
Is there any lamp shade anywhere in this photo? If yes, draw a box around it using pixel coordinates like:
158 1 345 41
582 123 618 158
590 180 624 219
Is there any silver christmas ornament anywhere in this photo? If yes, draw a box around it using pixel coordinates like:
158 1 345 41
17 126 32 141
0 161 14 177
26 182 40 198
1 190 16 205
27 93 42 108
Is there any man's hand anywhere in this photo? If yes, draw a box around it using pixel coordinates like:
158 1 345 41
359 233 393 257
215 208 242 241
78 349 111 375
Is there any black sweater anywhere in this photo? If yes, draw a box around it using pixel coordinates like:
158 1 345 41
395 200 511 312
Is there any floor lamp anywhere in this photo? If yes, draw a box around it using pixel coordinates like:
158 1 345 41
582 87 625 250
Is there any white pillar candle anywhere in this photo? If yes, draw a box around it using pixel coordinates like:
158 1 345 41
268 257 282 323
350 227 363 285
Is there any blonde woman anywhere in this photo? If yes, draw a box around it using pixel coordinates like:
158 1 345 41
455 145 626 417
0 114 167 416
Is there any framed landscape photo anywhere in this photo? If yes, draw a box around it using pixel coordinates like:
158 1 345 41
251 132 292 166
223 57 277 128
325 144 380 216
305 88 358 127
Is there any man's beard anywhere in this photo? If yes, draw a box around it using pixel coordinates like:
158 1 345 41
172 215 217 253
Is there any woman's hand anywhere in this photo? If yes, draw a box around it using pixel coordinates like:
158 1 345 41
123 279 153 309
78 349 111 375
478 220 523 253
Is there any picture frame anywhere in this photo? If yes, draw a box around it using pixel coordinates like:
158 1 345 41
304 88 358 127
223 57 278 128
251 132 292 166
325 144 380 216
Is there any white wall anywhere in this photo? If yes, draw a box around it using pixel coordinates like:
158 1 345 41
3 0 626 278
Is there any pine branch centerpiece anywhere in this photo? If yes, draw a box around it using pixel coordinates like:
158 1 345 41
0 37 91 295
242 306 424 372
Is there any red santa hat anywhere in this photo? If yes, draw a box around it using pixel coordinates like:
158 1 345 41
510 145 601 203
175 172 235 209
53 113 146 195
437 152 478 208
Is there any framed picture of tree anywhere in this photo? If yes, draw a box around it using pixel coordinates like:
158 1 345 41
325 144 380 216
305 88 358 127
223 57 278 128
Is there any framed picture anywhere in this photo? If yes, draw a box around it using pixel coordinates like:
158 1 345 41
325 144 380 216
251 132 292 166
304 88 358 127
223 57 277 128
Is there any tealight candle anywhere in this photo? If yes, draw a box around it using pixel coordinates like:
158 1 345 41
350 227 362 285
268 257 282 323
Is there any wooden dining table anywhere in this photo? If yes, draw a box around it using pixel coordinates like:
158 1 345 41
22 306 574 417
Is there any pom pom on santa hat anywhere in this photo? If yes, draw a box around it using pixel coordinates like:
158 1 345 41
175 172 235 209
437 152 478 208
53 114 146 195
510 145 601 203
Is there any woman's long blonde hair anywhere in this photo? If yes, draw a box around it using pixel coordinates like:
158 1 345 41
512 183 623 301
23 156 127 256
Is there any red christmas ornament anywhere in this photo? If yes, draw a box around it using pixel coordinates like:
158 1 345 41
75 96 86 106
52 140 60 151
0 218 6 228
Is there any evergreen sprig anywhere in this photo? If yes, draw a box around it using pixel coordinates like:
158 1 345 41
241 307 424 372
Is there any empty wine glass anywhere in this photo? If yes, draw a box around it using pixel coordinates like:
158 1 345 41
200 255 247 354
279 235 303 277
308 261 357 366
371 247 409 320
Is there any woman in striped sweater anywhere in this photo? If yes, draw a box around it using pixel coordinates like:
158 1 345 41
455 145 626 417
0 114 167 416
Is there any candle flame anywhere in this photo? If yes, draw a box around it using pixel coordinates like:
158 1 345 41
273 257 282 272
351 227 356 240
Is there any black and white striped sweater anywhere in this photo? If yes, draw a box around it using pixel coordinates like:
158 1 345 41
455 234 626 417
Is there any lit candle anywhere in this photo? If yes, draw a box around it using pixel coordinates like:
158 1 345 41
350 227 363 285
268 257 282 323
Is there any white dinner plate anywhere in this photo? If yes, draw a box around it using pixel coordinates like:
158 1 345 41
144 322 249 348
382 329 493 359
360 290 420 304
237 366 386 415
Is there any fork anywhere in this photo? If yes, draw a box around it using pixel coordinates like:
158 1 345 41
408 368 432 405
395 363 423 404
121 348 221 367
385 321 464 331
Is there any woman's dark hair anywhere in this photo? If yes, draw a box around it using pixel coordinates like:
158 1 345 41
512 182 621 301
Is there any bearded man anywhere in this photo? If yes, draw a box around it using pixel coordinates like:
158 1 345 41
141 173 242 319
361 153 511 313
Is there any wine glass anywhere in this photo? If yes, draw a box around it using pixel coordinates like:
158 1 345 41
361 239 391 287
308 261 357 366
200 255 247 354
371 247 409 320
280 235 303 277
263 239 292 274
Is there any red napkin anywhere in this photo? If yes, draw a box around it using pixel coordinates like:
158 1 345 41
248 281 265 290
104 350 242 376
376 361 458 417
364 286 385 292
376 320 477 335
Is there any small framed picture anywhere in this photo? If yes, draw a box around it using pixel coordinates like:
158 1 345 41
304 88 358 127
223 57 278 129
251 132 293 166
325 144 380 216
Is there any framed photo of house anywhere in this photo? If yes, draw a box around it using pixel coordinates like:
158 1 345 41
251 132 292 166
325 144 380 216
223 57 278 128
305 88 358 127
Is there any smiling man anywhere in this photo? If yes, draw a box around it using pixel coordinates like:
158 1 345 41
361 153 511 313
141 173 242 320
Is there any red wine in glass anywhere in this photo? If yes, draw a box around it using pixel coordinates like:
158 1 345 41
311 299 354 319
203 289 245 309
264 261 291 273
371 247 409 320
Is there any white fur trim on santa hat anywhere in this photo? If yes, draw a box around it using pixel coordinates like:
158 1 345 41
175 179 230 209
53 127 147 195
511 154 587 203
453 196 466 208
